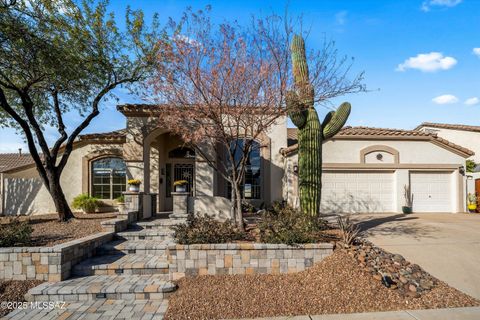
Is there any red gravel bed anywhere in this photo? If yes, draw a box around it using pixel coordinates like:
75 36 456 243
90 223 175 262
0 280 43 317
165 250 480 320
1 212 117 247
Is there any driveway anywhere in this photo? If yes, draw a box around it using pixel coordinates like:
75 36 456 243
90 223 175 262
351 213 480 299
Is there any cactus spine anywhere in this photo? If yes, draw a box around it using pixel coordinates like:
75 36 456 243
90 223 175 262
287 35 351 217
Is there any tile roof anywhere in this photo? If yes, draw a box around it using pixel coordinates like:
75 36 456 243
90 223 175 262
415 122 480 133
282 126 474 157
0 153 35 173
78 129 126 141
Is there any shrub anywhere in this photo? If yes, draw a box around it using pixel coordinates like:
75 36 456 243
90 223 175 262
0 218 33 247
172 215 246 244
258 203 328 245
71 194 100 213
337 215 361 248
115 195 125 203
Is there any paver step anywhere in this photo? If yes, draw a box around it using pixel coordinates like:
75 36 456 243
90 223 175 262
97 239 170 255
133 217 187 229
115 229 174 241
26 274 177 302
4 299 169 320
72 254 170 276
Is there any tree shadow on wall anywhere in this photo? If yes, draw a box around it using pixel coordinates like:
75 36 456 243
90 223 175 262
4 177 43 216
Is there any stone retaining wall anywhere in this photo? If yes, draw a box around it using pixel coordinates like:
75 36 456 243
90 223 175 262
0 232 113 282
166 243 334 280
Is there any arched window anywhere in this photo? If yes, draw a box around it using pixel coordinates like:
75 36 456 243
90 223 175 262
91 157 126 199
228 139 261 199
168 147 196 159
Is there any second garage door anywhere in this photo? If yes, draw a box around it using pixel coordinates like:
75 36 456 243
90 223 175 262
321 171 394 213
410 171 453 212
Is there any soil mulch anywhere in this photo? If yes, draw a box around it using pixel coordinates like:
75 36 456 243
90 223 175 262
0 280 43 317
0 212 117 247
165 250 480 320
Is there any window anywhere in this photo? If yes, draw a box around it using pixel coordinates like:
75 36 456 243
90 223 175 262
91 157 126 199
227 139 261 199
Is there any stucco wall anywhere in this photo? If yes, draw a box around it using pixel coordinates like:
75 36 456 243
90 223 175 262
418 127 480 162
2 143 123 216
285 138 467 213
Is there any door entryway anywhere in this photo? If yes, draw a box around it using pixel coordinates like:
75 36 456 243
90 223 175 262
165 162 195 211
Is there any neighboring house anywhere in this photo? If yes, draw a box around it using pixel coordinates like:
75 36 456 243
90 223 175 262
0 105 473 216
416 122 480 198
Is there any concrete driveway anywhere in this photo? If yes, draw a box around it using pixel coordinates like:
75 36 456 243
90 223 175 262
351 213 480 299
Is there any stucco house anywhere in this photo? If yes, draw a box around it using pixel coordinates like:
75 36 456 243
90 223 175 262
415 122 480 199
0 106 474 217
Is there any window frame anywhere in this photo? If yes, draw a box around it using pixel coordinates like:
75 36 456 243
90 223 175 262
90 156 127 200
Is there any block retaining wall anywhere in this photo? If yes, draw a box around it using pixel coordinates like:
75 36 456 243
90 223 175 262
0 232 113 281
166 242 334 280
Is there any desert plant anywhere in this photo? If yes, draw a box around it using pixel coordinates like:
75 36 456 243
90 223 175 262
404 184 413 207
0 218 33 247
172 215 246 244
115 195 125 203
337 215 361 248
468 193 477 204
71 194 100 213
258 203 328 245
466 160 476 173
287 35 352 217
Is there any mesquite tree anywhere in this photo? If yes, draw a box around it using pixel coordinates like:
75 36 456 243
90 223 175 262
0 0 162 221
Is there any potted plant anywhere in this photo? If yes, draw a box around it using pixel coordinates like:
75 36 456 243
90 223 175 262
402 184 413 214
71 194 100 214
174 180 188 192
467 193 477 213
127 179 141 192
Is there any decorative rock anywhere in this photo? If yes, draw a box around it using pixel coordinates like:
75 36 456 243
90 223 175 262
399 276 408 284
408 284 417 292
373 274 382 281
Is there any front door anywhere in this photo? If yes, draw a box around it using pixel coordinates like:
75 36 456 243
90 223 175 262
165 162 195 211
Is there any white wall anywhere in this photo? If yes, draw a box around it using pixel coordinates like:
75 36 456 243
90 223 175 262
419 127 480 161
2 143 124 216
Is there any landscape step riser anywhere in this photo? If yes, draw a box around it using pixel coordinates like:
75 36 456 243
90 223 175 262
96 248 167 256
26 291 173 302
72 268 170 277
115 234 173 241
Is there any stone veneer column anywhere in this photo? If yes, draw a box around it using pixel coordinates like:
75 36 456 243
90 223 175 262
169 192 189 218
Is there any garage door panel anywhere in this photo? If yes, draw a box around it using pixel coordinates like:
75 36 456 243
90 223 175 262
410 172 452 213
321 171 394 214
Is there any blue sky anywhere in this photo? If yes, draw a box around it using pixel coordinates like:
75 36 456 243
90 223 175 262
1 0 480 152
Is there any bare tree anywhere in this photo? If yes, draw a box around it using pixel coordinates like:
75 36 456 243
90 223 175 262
152 7 365 228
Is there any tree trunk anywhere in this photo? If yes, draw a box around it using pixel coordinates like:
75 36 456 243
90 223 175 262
46 171 75 222
234 185 244 231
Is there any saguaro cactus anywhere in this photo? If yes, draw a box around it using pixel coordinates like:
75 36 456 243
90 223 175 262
287 35 351 217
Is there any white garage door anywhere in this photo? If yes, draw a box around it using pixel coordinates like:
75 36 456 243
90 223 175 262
410 172 452 213
321 171 394 213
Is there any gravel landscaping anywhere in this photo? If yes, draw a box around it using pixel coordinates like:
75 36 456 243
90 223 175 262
0 212 117 246
0 280 43 317
165 249 480 320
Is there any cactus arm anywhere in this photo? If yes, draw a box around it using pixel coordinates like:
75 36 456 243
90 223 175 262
322 102 351 139
321 111 334 128
286 91 307 128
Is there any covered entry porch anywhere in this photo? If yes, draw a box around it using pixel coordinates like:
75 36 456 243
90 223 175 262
118 104 232 219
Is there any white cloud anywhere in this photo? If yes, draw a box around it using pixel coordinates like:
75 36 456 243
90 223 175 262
396 52 457 72
335 11 348 26
421 0 462 12
473 48 480 57
432 94 459 104
465 97 479 105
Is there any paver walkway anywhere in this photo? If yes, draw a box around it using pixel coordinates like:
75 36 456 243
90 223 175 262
352 213 480 299
4 215 184 320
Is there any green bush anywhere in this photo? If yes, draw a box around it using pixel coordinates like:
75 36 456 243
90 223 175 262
258 203 328 245
0 218 33 247
71 194 100 213
115 195 125 203
172 215 246 244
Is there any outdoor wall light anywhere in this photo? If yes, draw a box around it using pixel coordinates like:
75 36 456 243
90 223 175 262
459 166 465 175
376 153 383 160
